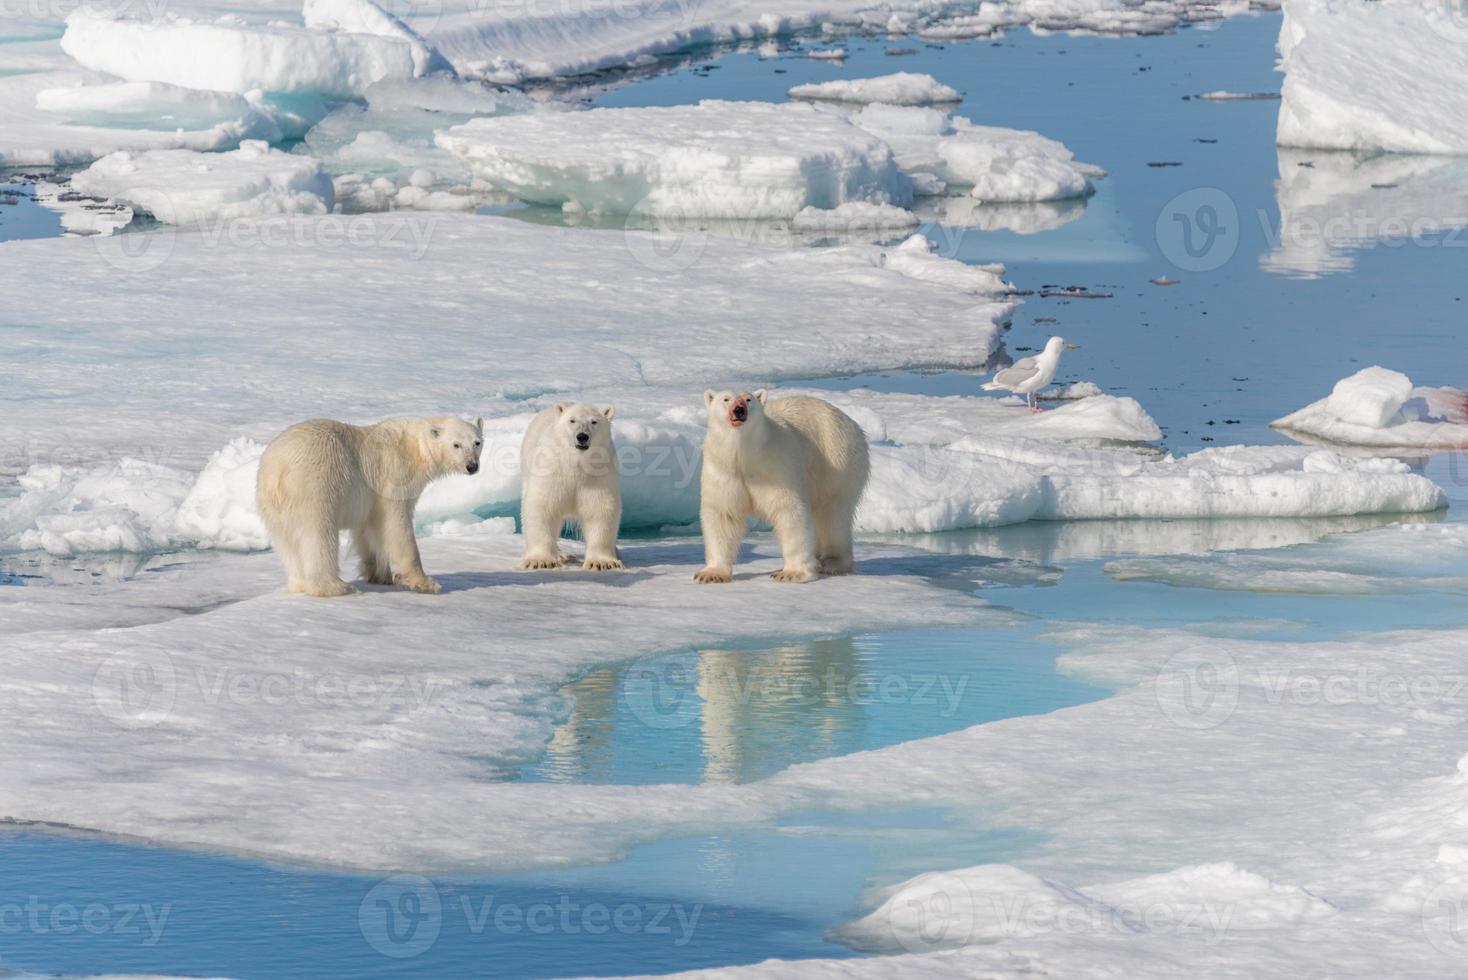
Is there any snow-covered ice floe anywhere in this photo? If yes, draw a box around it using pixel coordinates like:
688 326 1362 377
1277 0 1468 154
58 0 435 98
70 141 335 224
438 100 914 219
0 212 1014 492
1263 148 1468 277
1272 366 1468 450
436 100 1100 217
788 71 962 105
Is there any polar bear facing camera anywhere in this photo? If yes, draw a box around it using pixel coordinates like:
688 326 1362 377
518 402 623 572
256 416 483 597
696 390 869 584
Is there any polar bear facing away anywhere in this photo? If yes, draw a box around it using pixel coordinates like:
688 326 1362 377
696 390 869 584
256 416 483 597
518 402 623 571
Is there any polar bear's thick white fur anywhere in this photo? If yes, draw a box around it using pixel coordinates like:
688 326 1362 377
695 390 869 584
518 402 623 572
256 416 483 597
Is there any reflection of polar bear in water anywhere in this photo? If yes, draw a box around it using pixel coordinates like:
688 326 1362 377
256 416 483 597
696 390 870 584
518 402 623 572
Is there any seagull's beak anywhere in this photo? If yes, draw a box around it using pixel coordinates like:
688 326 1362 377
1065 343 1080 350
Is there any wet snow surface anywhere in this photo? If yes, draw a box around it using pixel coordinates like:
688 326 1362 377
5 3 1468 979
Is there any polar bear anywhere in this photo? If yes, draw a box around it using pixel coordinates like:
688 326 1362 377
256 416 483 597
518 402 623 572
695 390 869 584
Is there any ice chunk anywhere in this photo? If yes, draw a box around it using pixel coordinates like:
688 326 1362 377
854 105 1102 202
880 233 1010 291
60 7 421 98
1272 366 1468 449
70 141 335 223
437 100 914 218
0 459 197 556
0 71 293 166
808 47 847 60
1277 0 1468 154
173 438 271 551
788 71 962 105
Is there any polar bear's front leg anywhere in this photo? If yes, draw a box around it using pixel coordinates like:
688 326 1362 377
380 505 439 594
578 486 623 572
695 503 746 584
769 495 820 584
518 494 574 570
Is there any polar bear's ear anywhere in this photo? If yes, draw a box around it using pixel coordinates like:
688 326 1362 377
753 389 768 405
430 426 441 438
703 389 716 407
554 403 568 415
598 404 614 420
474 416 483 434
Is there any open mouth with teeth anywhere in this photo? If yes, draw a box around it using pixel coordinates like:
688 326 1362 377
729 398 748 427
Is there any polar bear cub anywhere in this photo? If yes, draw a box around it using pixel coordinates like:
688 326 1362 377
696 390 869 584
518 402 623 572
256 416 483 597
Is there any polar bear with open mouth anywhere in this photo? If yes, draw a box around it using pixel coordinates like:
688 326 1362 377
695 390 869 584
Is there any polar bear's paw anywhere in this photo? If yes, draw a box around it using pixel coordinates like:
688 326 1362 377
398 573 442 594
296 578 358 598
819 556 856 576
694 566 733 584
519 553 574 570
583 556 624 572
772 566 819 584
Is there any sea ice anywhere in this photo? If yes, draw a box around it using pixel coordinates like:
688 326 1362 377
1272 366 1468 450
0 213 1015 485
437 100 914 218
788 71 962 105
854 104 1103 202
1277 0 1468 154
59 6 423 98
0 71 295 166
69 141 335 224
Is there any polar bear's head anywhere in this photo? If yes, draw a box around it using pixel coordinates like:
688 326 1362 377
704 389 768 433
424 416 484 476
552 403 615 454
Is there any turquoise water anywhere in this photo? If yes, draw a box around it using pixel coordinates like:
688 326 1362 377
7 12 1468 979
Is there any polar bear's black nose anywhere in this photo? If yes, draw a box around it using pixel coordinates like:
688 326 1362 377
466 462 479 475
576 432 590 446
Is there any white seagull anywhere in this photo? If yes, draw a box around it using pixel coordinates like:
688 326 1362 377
982 336 1080 412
